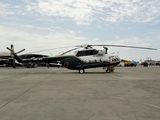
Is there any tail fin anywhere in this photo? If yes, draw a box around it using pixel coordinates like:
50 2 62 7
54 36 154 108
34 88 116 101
10 44 14 56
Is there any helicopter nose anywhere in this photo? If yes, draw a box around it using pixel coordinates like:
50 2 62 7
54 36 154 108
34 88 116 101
112 56 120 62
109 56 120 62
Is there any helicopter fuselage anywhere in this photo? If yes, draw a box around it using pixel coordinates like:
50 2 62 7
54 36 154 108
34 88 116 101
60 48 120 70
61 56 120 70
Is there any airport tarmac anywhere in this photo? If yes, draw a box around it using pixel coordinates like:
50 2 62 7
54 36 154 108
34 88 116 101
0 66 160 120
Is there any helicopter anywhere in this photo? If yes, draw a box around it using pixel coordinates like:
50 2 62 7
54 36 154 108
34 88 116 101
2 45 52 68
6 44 157 73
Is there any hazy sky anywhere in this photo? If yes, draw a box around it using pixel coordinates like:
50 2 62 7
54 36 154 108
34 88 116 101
0 0 160 61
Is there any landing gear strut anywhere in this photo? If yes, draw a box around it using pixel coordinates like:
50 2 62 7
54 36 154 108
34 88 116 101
106 66 115 73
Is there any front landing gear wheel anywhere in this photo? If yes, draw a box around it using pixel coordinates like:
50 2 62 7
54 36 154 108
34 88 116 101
106 69 110 73
79 69 85 74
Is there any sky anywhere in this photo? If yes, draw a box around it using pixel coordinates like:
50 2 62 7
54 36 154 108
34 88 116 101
0 0 160 61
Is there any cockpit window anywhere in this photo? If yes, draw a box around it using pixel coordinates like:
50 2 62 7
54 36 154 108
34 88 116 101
76 50 98 57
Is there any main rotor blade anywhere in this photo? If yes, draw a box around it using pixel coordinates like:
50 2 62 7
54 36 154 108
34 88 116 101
28 46 76 54
6 47 12 51
90 45 157 50
16 49 25 54
75 44 91 48
61 47 79 55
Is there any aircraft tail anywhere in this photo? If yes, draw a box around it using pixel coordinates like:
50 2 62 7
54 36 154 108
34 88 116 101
6 45 25 63
10 44 15 57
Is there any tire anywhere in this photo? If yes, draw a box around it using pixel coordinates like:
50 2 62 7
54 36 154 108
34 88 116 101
13 65 16 68
106 69 110 73
79 69 85 74
32 64 37 68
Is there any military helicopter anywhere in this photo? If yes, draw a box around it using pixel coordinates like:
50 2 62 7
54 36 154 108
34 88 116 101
3 45 50 68
0 45 25 68
6 44 156 73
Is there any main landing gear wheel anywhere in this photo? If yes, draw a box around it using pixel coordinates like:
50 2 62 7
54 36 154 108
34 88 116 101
79 69 85 74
